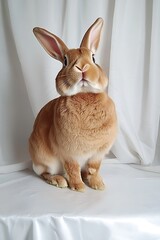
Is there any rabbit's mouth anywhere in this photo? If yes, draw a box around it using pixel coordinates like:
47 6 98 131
80 79 89 87
78 79 102 93
61 78 103 96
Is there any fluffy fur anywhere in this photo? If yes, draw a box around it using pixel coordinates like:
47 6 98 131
29 18 117 191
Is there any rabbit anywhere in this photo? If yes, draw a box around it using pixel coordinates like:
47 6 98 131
29 18 117 192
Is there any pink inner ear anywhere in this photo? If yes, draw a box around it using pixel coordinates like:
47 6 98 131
46 35 62 58
90 30 97 51
40 33 62 59
89 26 100 53
88 19 103 53
90 28 97 43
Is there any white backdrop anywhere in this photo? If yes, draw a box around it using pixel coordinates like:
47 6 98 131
0 0 160 173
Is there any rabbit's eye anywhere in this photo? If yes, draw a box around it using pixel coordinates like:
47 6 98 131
64 56 68 67
92 54 95 63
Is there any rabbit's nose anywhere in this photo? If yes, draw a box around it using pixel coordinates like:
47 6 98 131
75 64 89 72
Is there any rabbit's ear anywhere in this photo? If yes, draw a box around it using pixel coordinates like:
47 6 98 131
33 28 68 62
80 18 103 54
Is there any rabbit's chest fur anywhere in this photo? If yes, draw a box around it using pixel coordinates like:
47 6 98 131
53 92 116 155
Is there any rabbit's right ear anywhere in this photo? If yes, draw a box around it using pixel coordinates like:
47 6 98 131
80 18 103 54
33 28 68 63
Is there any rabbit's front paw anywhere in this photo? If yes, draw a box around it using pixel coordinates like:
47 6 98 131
87 174 105 190
69 181 85 192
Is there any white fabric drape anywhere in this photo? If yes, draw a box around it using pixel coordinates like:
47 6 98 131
1 164 160 240
109 0 160 166
0 0 160 173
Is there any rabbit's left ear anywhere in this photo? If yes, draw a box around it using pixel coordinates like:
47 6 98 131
80 18 103 54
33 27 68 62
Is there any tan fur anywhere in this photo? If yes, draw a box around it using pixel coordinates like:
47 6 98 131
56 48 107 96
29 18 117 191
41 173 68 188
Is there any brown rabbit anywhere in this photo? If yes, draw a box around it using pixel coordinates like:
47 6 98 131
29 18 117 192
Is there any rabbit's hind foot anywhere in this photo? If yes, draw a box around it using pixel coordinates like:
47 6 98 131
42 173 68 188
